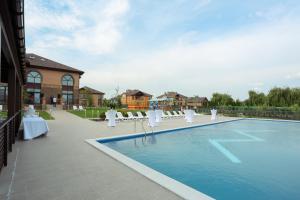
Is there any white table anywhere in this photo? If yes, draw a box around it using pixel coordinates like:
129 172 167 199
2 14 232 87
23 116 49 140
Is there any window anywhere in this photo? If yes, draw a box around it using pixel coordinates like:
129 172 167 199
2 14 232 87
26 71 42 104
0 86 7 105
62 75 74 105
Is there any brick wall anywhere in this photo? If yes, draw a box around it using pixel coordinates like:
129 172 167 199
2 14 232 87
25 67 81 105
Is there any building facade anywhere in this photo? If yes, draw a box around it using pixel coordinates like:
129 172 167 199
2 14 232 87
25 53 84 109
79 86 105 107
121 89 152 110
0 0 25 172
157 91 187 110
186 96 208 109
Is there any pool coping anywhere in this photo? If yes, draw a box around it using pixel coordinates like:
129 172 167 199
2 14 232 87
86 117 300 200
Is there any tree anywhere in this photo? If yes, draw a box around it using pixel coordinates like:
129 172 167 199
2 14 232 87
210 93 234 106
247 90 266 106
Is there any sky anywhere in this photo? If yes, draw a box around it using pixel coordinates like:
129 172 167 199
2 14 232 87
25 0 300 100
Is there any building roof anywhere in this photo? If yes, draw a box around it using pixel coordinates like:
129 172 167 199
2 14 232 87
26 53 84 75
187 96 208 103
123 89 152 97
157 91 187 99
80 86 105 94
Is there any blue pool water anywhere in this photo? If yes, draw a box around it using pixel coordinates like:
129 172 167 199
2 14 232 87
100 119 300 200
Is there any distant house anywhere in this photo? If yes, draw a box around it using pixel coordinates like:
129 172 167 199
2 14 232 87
157 91 187 110
79 86 105 107
186 96 208 109
25 53 84 108
121 89 152 110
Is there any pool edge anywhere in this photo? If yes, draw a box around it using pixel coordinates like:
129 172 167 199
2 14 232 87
85 138 215 200
85 117 300 200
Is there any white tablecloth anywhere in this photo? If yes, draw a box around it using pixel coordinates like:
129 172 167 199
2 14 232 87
23 116 49 140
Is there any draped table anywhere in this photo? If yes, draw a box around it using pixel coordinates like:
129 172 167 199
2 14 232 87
23 116 49 140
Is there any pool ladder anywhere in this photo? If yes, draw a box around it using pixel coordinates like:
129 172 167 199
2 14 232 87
140 119 153 138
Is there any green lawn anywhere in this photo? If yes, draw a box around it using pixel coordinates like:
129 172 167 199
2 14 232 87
0 111 7 118
68 107 146 119
0 110 54 120
38 111 55 120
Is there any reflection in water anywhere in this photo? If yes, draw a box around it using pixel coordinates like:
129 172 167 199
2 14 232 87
133 134 157 148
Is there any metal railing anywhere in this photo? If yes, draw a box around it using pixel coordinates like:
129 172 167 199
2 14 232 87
0 110 21 172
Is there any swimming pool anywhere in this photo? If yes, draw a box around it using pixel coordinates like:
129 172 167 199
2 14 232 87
90 119 300 200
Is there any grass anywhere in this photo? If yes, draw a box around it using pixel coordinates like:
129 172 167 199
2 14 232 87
38 111 55 120
68 107 146 119
0 111 7 118
68 108 108 118
0 110 54 120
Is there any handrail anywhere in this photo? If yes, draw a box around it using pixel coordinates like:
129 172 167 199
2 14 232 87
0 110 21 130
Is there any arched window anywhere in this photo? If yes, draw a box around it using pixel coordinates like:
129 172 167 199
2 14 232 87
26 71 42 104
27 71 41 84
61 74 74 105
62 75 73 86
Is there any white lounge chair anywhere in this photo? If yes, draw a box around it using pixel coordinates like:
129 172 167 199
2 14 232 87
172 111 181 118
161 111 169 119
116 112 127 121
166 111 175 118
136 111 145 119
178 111 185 117
0 105 3 111
73 105 78 110
127 112 137 120
78 105 85 111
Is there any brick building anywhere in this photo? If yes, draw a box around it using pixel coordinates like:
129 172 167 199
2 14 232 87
25 53 84 108
121 89 152 110
79 86 105 107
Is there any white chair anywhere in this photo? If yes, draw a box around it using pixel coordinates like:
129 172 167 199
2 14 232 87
107 110 117 127
155 110 163 123
105 112 109 121
116 112 127 121
147 110 156 127
29 105 34 109
211 109 217 121
73 105 78 110
0 105 3 111
136 112 145 119
145 112 149 119
184 109 194 123
78 105 85 111
166 111 175 118
127 112 137 120
172 111 181 118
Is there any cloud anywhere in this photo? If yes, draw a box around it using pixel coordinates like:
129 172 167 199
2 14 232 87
81 16 300 99
285 72 300 80
25 0 129 54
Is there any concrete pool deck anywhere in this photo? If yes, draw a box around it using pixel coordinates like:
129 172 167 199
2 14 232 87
0 111 237 200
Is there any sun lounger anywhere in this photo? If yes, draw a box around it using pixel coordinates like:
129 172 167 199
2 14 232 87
136 111 146 119
166 111 175 118
78 105 85 111
161 111 169 119
73 105 78 110
172 111 181 118
127 112 138 120
116 112 128 120
178 111 185 117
